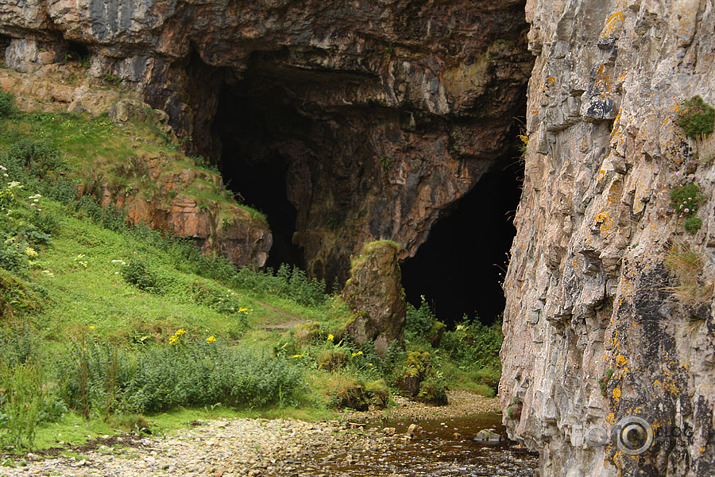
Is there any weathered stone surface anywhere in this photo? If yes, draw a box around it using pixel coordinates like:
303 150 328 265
343 241 406 357
501 1 715 476
0 0 532 282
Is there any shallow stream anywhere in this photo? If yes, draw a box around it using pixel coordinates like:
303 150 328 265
282 413 539 476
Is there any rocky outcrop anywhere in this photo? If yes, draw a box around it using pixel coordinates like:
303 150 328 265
343 241 406 356
0 65 271 268
501 1 715 476
0 0 532 282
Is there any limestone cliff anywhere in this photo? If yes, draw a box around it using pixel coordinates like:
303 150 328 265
0 0 531 282
501 1 715 475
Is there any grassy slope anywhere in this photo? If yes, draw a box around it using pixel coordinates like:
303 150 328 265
0 106 348 451
0 91 501 455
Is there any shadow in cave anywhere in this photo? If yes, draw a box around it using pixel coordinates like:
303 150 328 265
401 162 523 327
212 70 305 270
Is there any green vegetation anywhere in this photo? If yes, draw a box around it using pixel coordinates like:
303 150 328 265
684 217 703 235
670 182 705 234
598 368 614 396
380 156 391 172
401 297 503 399
0 90 14 118
670 183 704 218
678 96 715 139
0 91 504 453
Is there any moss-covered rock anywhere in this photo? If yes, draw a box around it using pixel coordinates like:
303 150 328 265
342 241 406 357
316 349 350 371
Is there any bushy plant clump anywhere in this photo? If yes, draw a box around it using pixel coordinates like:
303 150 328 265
234 263 327 307
405 296 446 346
53 337 304 416
678 96 715 138
121 259 163 293
0 89 14 117
670 183 705 234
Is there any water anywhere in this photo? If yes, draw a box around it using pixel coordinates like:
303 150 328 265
280 413 539 476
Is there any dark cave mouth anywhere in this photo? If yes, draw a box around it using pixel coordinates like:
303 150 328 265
213 74 305 270
208 58 523 323
401 163 522 327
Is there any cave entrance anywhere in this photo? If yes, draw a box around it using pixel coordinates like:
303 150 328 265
212 63 306 270
0 34 10 62
401 160 522 327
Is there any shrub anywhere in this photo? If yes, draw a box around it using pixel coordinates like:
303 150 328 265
0 325 40 368
4 139 64 179
54 340 304 415
0 90 14 118
678 96 715 138
440 318 503 371
120 344 303 413
121 259 162 293
74 195 127 232
0 363 66 450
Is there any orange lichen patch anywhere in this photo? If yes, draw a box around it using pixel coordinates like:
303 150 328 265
607 178 623 206
612 388 621 401
601 11 625 40
616 354 628 367
654 367 680 395
595 210 614 235
593 64 613 92
607 413 616 424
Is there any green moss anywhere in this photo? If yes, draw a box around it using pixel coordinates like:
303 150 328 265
678 96 715 138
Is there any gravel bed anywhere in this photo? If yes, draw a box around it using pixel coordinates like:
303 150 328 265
0 393 537 477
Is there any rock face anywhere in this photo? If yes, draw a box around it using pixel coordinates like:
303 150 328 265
0 0 532 282
343 241 406 357
501 1 715 476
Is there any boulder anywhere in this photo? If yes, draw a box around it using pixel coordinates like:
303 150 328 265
342 241 405 357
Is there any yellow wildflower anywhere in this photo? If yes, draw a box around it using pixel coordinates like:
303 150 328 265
206 336 216 344
89 325 95 330
327 334 334 341
292 354 304 359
